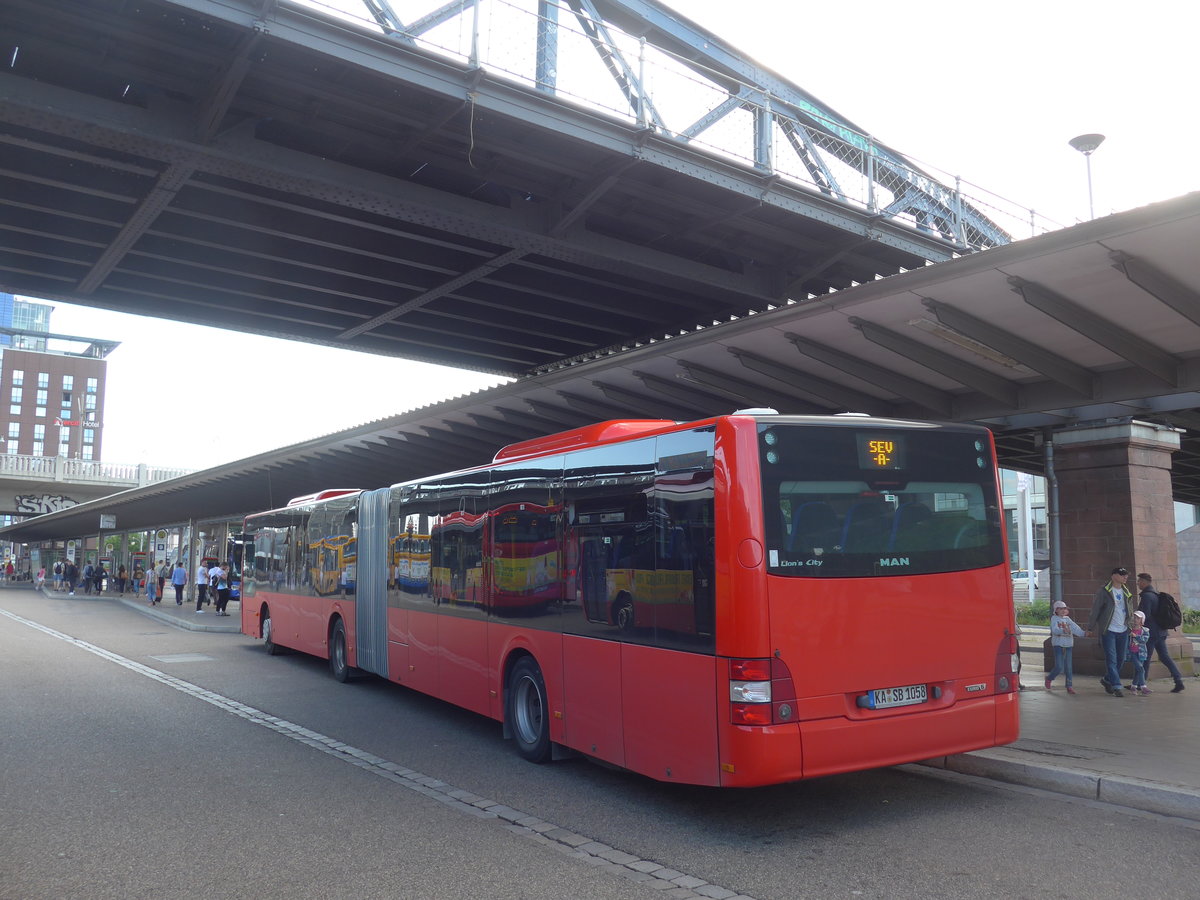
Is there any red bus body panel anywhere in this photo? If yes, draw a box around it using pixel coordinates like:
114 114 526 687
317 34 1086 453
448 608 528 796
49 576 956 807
561 634 625 768
620 644 720 786
244 413 1017 787
243 589 352 662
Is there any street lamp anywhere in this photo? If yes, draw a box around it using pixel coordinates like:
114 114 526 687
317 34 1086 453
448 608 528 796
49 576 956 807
1068 133 1105 221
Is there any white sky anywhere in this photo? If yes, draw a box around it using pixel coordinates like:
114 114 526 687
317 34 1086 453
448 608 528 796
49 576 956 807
25 0 1200 471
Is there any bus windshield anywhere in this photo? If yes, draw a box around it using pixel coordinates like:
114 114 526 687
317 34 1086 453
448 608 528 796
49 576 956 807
761 423 1004 577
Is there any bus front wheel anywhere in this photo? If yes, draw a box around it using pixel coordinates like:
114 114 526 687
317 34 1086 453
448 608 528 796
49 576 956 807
329 619 351 683
507 657 551 763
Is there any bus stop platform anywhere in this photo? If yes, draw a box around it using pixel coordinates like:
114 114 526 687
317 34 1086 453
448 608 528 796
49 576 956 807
919 627 1200 822
25 585 1200 821
113 590 242 633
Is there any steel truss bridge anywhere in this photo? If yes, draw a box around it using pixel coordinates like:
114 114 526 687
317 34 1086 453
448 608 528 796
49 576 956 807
0 0 1032 376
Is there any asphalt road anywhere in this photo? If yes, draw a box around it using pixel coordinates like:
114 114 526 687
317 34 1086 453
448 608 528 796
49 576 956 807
2 590 1197 900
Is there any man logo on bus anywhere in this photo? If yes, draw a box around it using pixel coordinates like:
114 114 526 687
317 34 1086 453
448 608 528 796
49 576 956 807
879 557 910 567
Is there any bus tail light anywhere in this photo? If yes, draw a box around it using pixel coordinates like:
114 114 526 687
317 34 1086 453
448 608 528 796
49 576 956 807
995 633 1020 693
729 657 798 725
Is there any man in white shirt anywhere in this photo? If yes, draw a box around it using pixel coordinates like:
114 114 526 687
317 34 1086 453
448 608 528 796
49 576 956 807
1086 566 1135 697
207 562 223 612
194 560 210 613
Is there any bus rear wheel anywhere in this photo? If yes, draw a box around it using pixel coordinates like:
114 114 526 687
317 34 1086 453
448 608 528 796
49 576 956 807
507 657 550 763
329 619 351 683
262 608 282 656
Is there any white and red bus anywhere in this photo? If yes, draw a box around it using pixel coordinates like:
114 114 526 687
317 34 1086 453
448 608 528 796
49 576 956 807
241 412 1019 787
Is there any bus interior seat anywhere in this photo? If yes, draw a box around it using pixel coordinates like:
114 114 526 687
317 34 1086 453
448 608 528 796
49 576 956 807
889 502 932 551
788 501 839 552
953 521 988 548
840 500 891 552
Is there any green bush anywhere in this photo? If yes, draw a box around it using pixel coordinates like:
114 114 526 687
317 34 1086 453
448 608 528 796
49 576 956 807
1183 608 1200 634
1015 600 1052 626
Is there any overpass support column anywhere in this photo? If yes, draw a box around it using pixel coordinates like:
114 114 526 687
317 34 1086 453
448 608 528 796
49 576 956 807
1049 419 1192 678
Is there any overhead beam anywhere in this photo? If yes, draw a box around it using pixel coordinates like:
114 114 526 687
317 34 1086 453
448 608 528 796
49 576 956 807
1110 251 1200 327
921 298 1094 398
195 17 271 142
676 360 827 414
74 158 197 294
631 370 732 410
521 400 595 429
594 380 705 419
554 390 639 423
727 347 886 414
549 158 641 238
1008 276 1180 386
490 406 592 437
784 332 954 417
849 318 1020 407
336 249 527 340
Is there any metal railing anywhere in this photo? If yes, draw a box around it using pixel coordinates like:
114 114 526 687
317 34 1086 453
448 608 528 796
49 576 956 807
293 0 1065 249
0 453 190 486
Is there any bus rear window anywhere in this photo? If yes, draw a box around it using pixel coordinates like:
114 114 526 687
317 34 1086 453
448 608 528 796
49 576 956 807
760 424 1003 577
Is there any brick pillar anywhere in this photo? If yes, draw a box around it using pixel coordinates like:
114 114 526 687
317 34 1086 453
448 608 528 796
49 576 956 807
1046 420 1193 678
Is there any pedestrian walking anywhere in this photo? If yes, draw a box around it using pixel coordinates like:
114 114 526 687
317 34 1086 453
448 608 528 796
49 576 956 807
213 564 232 616
63 560 78 595
1136 573 1187 693
53 561 63 591
1045 600 1085 693
132 564 144 597
1086 566 1135 697
171 561 187 604
93 562 106 594
116 564 128 596
145 566 158 605
35 566 45 589
157 560 170 600
194 559 209 613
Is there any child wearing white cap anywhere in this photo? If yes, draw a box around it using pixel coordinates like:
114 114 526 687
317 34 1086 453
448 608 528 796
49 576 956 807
1046 600 1085 693
1128 611 1151 695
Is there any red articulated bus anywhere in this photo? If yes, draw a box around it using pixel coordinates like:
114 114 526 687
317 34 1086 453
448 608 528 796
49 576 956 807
241 412 1019 787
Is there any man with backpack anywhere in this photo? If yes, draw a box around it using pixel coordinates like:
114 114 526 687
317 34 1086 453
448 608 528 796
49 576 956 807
1137 573 1186 693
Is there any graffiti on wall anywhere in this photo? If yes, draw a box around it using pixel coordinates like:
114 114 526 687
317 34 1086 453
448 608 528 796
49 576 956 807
15 494 79 515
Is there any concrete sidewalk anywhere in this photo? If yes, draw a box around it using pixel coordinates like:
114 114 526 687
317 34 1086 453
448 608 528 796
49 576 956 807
920 630 1200 822
112 590 241 633
25 585 1200 822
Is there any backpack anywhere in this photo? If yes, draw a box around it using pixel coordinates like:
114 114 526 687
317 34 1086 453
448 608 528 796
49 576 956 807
1155 591 1183 630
